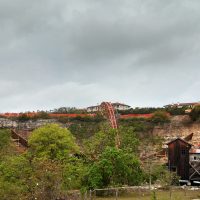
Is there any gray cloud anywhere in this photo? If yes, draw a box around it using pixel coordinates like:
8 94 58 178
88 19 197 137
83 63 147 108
1 0 200 112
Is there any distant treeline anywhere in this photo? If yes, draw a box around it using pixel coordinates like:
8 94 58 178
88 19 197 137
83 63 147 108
0 106 188 122
118 106 186 115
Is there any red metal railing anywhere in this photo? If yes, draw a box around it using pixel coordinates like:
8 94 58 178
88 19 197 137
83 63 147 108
100 102 118 129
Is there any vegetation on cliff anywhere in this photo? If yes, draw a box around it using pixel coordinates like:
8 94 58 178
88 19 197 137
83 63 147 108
0 113 173 199
189 105 200 121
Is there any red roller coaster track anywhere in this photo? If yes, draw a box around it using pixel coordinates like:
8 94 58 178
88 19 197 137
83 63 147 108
100 102 120 148
100 102 118 129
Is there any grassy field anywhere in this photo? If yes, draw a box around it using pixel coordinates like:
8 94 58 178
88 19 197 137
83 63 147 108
95 189 200 200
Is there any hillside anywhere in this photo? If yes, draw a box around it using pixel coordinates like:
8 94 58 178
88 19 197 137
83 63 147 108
1 114 200 152
152 115 200 146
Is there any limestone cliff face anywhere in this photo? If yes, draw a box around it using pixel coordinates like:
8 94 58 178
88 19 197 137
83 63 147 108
0 118 61 130
152 115 200 146
1 115 200 145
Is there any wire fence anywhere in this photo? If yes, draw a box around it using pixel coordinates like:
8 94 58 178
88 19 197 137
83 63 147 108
81 186 200 200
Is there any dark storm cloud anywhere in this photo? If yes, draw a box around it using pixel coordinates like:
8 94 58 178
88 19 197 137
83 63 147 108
1 0 200 112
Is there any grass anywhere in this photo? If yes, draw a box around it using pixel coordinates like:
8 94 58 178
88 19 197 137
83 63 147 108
95 189 200 200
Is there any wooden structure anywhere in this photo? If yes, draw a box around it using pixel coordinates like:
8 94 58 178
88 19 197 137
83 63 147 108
189 148 200 182
11 129 28 148
167 138 192 180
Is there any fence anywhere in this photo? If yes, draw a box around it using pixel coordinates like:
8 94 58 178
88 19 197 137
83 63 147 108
82 186 200 200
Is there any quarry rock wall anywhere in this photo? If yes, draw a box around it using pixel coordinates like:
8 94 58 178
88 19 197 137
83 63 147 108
152 115 200 145
0 118 61 130
1 115 200 145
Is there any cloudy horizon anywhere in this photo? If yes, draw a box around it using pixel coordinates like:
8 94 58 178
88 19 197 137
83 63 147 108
1 0 200 112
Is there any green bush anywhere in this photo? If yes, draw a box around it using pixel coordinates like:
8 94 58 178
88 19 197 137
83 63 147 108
165 106 187 115
189 105 200 121
84 147 143 189
150 111 170 124
17 114 31 122
32 111 50 120
0 129 10 149
118 107 163 114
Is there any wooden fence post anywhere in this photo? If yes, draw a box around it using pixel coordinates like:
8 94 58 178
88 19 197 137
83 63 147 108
89 189 92 200
115 189 118 200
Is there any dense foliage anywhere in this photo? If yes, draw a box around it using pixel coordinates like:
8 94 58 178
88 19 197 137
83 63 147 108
0 129 14 160
0 129 10 150
29 124 78 160
189 105 200 121
51 107 87 114
118 106 187 116
0 126 81 200
149 111 170 124
165 106 187 115
118 107 163 114
0 120 169 199
85 147 143 188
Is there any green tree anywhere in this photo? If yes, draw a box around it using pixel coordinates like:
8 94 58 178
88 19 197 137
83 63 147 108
62 157 88 190
83 129 116 159
150 111 170 124
0 125 83 199
0 129 14 160
0 155 31 200
0 129 10 148
27 158 62 200
28 124 78 160
85 147 143 189
84 126 140 159
190 105 200 121
32 111 50 120
0 155 63 200
165 106 186 115
17 113 31 122
119 126 139 154
145 164 179 187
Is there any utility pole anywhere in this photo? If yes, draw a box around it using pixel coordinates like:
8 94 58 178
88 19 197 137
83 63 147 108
149 159 152 190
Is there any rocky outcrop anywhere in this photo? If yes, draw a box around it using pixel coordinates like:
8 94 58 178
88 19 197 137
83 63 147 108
0 118 62 130
152 115 200 146
1 115 200 146
0 118 18 128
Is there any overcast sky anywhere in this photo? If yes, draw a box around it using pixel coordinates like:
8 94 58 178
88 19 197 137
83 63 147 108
1 0 200 112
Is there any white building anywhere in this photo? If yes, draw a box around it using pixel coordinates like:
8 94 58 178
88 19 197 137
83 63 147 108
190 148 200 162
112 102 131 111
86 102 131 112
86 105 99 112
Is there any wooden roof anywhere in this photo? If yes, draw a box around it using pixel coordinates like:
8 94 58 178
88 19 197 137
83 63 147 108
167 137 192 146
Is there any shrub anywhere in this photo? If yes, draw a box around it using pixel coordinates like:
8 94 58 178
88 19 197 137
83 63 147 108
17 114 31 122
189 105 200 121
85 147 143 189
150 111 170 124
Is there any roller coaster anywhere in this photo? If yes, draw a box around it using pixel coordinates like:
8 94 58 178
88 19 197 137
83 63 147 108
8 102 120 149
100 102 118 129
100 102 120 148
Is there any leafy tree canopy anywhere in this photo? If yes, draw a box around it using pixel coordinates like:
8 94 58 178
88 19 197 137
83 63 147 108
84 126 139 159
0 129 10 150
28 124 79 161
85 147 143 189
189 105 200 121
0 155 30 200
0 155 63 200
150 111 170 124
